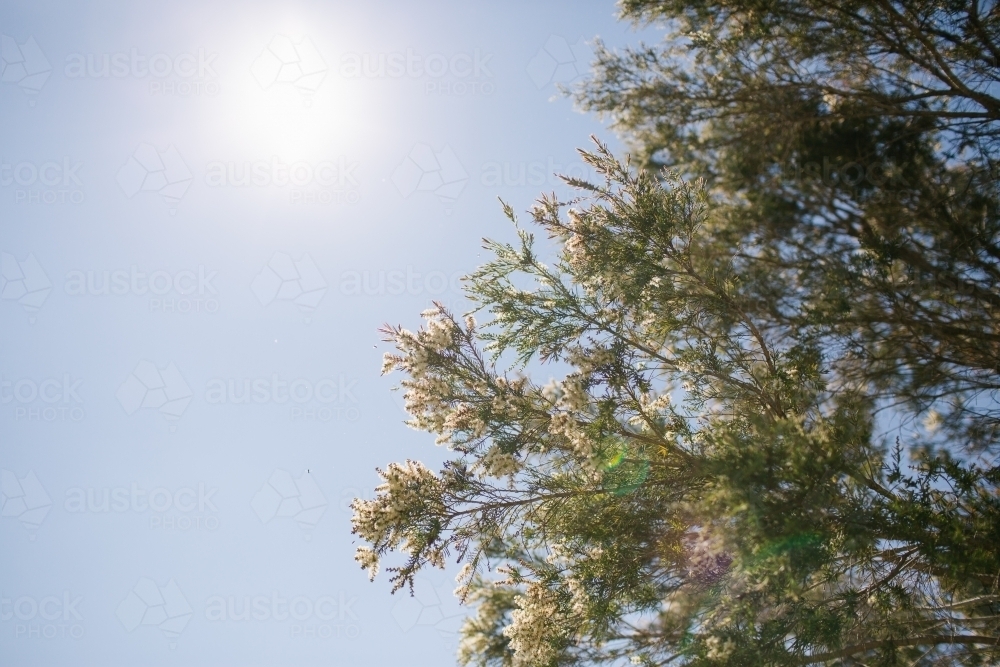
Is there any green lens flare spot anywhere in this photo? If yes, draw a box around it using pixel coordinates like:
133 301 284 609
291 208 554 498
600 443 649 495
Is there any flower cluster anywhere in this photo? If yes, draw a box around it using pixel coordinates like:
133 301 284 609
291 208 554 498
351 460 446 580
541 378 564 404
705 635 737 661
549 411 595 459
922 409 943 433
478 445 522 478
382 311 457 374
566 575 590 616
564 232 588 271
629 390 673 428
640 391 671 413
355 546 380 580
381 311 465 441
422 309 458 351
503 582 565 667
443 402 488 441
566 345 615 375
558 376 590 412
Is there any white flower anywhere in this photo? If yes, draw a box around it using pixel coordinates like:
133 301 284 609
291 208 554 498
355 546 379 581
541 378 564 404
567 575 589 615
455 562 474 584
381 352 399 375
549 412 594 458
454 562 476 600
423 316 456 352
706 635 736 660
630 391 672 429
545 542 570 565
566 346 615 375
923 409 943 433
503 582 562 667
479 446 522 477
821 90 841 110
558 377 590 412
351 460 445 573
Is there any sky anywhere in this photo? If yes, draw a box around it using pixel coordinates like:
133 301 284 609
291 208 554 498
0 1 655 665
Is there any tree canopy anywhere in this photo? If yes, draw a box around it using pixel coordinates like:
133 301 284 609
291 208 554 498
352 1 1000 665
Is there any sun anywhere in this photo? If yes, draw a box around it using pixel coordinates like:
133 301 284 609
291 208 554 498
203 24 379 161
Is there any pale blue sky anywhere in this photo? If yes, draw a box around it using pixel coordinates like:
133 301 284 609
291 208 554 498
0 2 652 665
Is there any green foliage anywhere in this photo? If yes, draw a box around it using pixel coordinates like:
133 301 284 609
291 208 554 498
353 1 1000 664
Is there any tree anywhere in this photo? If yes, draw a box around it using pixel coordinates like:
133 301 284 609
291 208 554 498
352 2 1000 665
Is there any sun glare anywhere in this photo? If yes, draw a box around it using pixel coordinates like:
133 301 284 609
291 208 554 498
205 21 375 160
